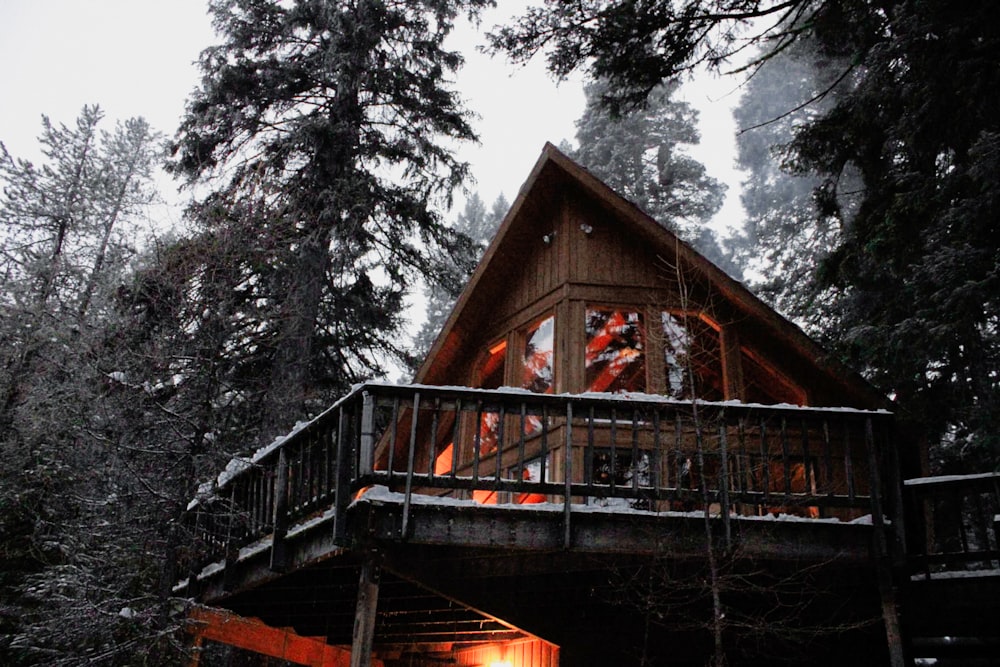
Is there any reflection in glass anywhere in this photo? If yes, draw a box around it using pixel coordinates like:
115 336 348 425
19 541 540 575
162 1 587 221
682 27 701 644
522 316 554 394
478 341 506 456
585 309 646 392
590 450 651 510
661 312 724 400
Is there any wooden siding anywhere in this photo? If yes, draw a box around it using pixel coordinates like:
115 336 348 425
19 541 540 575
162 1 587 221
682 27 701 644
452 637 559 667
565 195 665 289
188 606 364 667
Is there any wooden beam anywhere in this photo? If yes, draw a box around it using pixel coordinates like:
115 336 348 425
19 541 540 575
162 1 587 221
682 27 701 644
271 447 290 572
350 555 382 667
719 324 744 402
188 605 364 667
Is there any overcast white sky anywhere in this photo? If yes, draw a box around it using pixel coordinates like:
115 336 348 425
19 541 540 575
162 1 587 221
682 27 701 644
0 0 745 232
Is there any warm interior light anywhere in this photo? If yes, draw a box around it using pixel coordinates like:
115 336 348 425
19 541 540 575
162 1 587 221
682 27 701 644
488 662 512 667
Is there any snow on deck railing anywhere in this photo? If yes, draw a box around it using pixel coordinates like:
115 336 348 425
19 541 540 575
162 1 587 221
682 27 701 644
904 471 1000 577
180 382 898 580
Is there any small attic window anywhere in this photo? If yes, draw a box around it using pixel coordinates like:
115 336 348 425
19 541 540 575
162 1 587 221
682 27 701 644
522 315 554 393
661 312 724 401
585 308 646 393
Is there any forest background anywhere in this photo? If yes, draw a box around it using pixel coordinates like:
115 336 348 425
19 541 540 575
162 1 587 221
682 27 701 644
1 0 997 664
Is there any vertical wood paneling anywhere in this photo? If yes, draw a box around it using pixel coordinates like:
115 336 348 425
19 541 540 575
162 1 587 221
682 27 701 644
564 197 671 289
452 639 559 667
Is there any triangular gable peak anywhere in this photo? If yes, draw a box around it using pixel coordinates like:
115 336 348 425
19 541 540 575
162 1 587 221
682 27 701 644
416 143 883 411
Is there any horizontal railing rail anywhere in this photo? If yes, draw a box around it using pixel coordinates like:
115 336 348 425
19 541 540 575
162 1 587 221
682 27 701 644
181 383 898 584
904 472 1000 578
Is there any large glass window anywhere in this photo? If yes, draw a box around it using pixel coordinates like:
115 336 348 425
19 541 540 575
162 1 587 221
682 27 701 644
661 312 724 401
585 309 646 392
589 449 651 510
522 315 554 394
477 340 507 456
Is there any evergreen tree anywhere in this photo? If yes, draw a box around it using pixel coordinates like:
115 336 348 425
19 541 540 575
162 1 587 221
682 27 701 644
169 0 492 446
0 108 168 664
493 0 1000 470
570 78 734 275
411 192 507 366
732 38 857 332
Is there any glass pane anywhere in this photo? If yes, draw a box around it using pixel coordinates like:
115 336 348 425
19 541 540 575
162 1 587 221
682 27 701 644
522 316 554 394
510 456 550 504
480 340 506 389
585 309 646 392
662 312 724 400
478 341 506 456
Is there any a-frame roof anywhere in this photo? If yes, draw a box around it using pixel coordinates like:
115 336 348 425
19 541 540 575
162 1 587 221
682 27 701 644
415 143 886 410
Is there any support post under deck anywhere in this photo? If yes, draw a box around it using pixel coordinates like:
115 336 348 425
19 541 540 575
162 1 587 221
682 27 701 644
350 554 381 667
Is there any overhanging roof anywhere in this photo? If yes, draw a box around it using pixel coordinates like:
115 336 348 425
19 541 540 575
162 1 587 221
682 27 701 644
415 143 886 409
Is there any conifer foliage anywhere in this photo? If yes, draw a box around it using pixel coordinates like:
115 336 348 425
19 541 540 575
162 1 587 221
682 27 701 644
570 79 735 275
494 0 1000 469
170 0 492 444
732 38 856 332
411 192 507 366
0 107 166 664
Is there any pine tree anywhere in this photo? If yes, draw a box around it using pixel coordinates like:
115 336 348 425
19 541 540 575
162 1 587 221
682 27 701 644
0 107 167 664
569 79 736 277
492 0 1000 470
411 192 507 366
732 38 857 333
169 0 492 445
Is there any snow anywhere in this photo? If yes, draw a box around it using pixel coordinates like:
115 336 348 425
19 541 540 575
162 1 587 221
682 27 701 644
354 485 867 525
193 379 893 503
216 456 252 487
904 471 1000 486
185 480 216 511
250 420 313 464
910 568 1000 581
357 380 892 415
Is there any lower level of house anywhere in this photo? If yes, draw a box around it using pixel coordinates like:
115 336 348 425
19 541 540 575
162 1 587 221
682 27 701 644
178 384 1000 667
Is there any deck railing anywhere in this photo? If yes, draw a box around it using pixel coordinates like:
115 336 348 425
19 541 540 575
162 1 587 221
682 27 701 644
904 472 1000 577
182 383 899 580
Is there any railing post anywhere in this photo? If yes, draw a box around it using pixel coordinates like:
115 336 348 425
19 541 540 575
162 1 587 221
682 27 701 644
866 417 906 667
359 390 375 477
223 491 240 592
564 401 573 549
885 421 907 563
333 404 353 546
718 420 731 549
270 447 290 572
401 392 420 540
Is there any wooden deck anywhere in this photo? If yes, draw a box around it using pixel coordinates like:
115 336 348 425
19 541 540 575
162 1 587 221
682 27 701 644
176 384 1000 666
182 492 888 666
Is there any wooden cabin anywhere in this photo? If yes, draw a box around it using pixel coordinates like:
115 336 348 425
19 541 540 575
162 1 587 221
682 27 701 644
178 145 1000 667
418 144 881 410
377 142 891 519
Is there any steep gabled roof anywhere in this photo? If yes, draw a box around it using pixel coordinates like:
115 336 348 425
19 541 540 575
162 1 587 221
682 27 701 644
415 143 886 409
